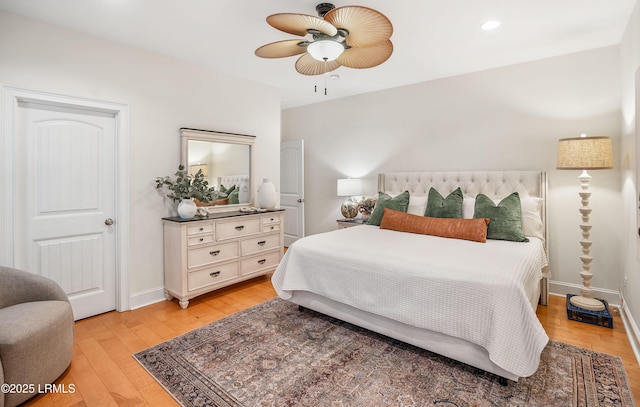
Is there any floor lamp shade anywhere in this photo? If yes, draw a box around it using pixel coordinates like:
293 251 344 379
189 164 209 177
557 136 613 170
556 135 613 313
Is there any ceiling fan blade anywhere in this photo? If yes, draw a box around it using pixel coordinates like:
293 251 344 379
266 13 337 37
336 40 393 69
324 6 393 48
295 53 341 76
255 40 307 58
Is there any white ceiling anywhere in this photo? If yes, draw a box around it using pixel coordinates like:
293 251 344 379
0 0 636 109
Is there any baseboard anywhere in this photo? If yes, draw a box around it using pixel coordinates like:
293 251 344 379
620 295 640 365
548 280 620 306
129 286 167 310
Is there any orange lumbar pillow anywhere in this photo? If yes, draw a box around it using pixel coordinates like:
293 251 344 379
379 208 490 243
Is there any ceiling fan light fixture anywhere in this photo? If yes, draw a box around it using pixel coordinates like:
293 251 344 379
256 4 393 77
307 39 345 61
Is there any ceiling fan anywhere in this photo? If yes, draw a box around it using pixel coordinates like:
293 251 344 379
255 3 393 76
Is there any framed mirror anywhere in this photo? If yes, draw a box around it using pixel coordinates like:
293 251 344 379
180 128 255 212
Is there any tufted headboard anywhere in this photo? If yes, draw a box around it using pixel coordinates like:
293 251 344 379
378 171 544 201
378 171 547 241
218 174 249 188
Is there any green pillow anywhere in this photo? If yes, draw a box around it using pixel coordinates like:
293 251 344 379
228 189 239 205
366 191 410 226
219 184 236 194
474 193 529 242
424 187 463 218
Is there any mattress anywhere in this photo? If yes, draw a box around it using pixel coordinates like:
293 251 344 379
272 225 550 378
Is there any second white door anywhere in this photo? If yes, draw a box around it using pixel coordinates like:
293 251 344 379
280 140 305 246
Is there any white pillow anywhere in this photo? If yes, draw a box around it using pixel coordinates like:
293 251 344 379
407 196 428 216
520 197 545 242
462 197 475 219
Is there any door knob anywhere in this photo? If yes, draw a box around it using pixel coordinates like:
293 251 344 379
105 218 114 226
297 198 304 203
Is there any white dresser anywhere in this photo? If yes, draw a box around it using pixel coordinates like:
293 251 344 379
163 210 284 308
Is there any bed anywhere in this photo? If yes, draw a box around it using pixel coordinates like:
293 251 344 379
271 171 550 383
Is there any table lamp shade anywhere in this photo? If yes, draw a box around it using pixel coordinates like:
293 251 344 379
557 136 613 170
337 178 362 197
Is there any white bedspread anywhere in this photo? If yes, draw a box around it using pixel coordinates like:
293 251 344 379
272 225 550 378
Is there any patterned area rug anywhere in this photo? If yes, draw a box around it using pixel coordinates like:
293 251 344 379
134 298 635 407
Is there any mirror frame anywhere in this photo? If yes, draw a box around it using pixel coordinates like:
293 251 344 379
180 128 256 213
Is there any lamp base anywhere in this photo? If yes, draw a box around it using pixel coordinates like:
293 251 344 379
566 294 612 328
570 295 605 311
340 201 358 219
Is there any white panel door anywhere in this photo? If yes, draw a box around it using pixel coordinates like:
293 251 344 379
280 140 304 246
14 101 117 320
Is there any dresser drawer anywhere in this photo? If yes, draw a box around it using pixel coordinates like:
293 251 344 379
240 250 281 276
262 215 281 225
187 222 214 236
188 262 239 291
216 218 260 241
188 241 238 269
187 234 214 246
241 234 281 256
262 223 280 234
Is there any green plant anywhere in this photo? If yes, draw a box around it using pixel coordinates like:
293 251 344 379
155 165 214 202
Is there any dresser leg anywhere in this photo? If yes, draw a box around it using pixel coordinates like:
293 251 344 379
179 299 189 309
165 291 173 301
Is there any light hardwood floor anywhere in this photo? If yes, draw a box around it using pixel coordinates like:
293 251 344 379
21 276 639 406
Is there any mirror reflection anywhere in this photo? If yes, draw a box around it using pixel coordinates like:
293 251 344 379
181 129 254 208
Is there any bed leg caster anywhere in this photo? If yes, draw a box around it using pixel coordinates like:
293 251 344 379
498 377 509 386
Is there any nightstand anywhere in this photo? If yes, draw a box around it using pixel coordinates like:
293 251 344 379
336 218 367 228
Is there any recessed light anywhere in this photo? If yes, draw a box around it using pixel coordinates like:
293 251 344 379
481 20 501 30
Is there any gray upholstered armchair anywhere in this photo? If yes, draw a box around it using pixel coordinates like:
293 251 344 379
0 267 74 407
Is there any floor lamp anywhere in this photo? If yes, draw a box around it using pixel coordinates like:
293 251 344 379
556 134 613 312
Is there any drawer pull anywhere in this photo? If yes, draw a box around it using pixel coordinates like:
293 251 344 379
258 259 267 265
209 271 221 278
235 225 245 231
209 250 220 256
270 218 274 221
199 238 204 242
199 227 204 231
258 240 266 246
270 226 274 230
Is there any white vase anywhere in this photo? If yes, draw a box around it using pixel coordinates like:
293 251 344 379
238 179 250 204
257 178 277 209
177 198 197 219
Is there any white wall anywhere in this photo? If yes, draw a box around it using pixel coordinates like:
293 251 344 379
282 46 623 301
620 2 640 357
0 11 282 308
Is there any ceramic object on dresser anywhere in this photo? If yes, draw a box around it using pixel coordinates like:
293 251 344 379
177 198 197 219
258 178 277 209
